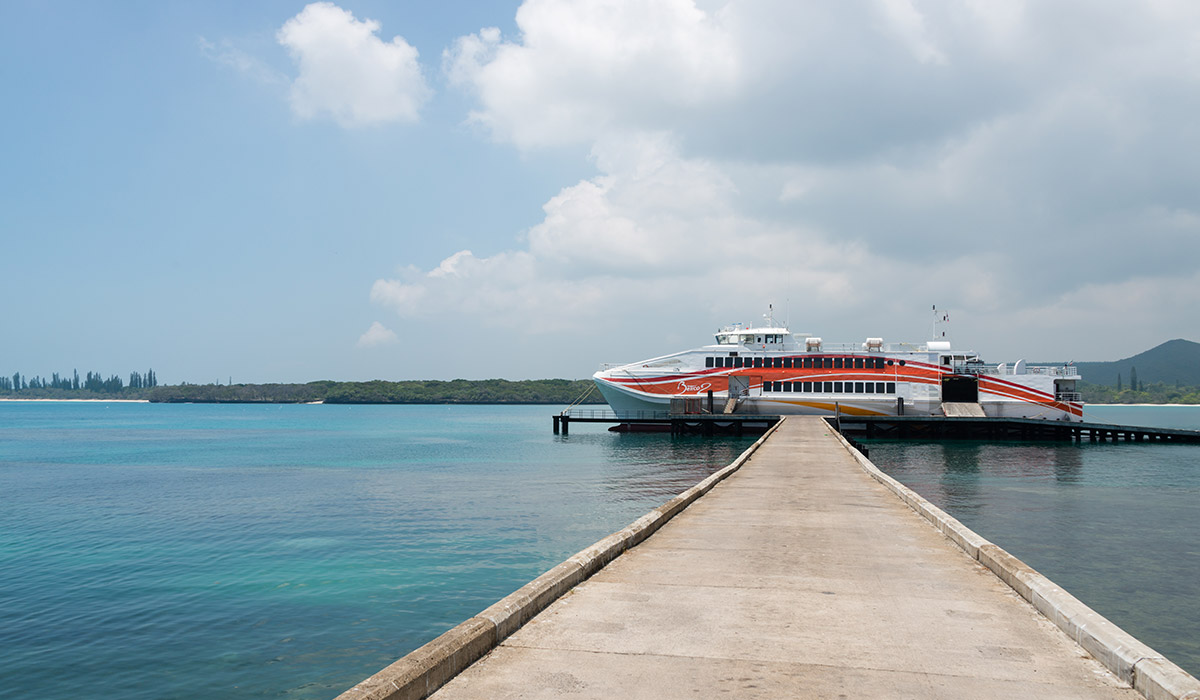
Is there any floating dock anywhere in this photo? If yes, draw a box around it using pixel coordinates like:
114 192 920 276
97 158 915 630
553 409 779 436
339 417 1200 700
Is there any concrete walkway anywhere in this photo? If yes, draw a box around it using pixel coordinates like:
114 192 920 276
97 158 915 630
432 417 1139 699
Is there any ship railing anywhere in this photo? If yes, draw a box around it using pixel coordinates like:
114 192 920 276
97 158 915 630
796 342 931 354
1056 391 1083 402
954 363 1080 377
951 363 995 376
562 408 672 421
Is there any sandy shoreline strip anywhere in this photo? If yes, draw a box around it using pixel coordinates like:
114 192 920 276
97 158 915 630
1088 403 1199 407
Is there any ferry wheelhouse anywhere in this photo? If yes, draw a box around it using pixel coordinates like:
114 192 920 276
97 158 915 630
593 311 1083 421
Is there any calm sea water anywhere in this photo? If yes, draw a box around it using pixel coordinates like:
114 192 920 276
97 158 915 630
0 402 756 700
866 405 1200 677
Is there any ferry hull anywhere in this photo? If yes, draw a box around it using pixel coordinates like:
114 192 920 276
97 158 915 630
593 371 1082 422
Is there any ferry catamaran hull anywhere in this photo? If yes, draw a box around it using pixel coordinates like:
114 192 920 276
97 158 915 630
593 313 1083 421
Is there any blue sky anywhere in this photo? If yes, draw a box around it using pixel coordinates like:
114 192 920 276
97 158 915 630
3 1 1198 383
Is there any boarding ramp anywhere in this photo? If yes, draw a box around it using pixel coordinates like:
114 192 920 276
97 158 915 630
942 401 987 418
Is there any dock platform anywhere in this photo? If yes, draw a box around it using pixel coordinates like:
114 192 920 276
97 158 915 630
553 409 779 436
416 417 1190 699
834 414 1200 443
555 408 1200 443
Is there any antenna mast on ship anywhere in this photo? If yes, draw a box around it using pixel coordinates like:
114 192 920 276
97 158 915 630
932 305 950 340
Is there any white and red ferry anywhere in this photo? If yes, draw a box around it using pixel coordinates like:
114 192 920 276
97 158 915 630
593 309 1083 421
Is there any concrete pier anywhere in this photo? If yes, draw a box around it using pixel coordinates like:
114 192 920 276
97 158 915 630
428 417 1172 699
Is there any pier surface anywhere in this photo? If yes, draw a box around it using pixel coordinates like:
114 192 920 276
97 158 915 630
433 417 1139 699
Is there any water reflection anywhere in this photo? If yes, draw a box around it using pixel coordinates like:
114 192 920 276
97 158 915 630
938 443 981 515
1053 443 1084 482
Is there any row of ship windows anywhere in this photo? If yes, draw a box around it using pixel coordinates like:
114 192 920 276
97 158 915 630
706 356 905 370
763 381 897 394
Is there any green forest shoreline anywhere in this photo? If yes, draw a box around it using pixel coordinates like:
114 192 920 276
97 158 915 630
0 379 607 405
2 379 1198 404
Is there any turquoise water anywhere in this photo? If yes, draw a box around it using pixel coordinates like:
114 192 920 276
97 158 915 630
0 403 756 699
866 405 1200 676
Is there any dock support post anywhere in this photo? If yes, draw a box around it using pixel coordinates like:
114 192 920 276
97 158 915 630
553 415 560 434
561 415 569 436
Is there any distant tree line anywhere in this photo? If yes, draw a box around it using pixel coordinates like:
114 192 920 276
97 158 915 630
1113 366 1153 393
1079 380 1200 404
147 379 604 404
1 372 602 404
5 369 1198 405
0 369 157 396
148 378 1196 405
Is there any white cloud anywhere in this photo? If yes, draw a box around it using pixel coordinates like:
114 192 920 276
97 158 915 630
367 0 1200 374
198 37 286 85
357 321 399 348
444 0 739 147
370 276 426 312
876 0 947 65
278 2 430 127
370 136 880 334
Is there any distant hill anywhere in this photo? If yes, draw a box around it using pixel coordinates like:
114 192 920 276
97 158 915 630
1066 339 1200 387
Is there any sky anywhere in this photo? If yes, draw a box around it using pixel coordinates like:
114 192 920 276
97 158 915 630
2 0 1198 383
